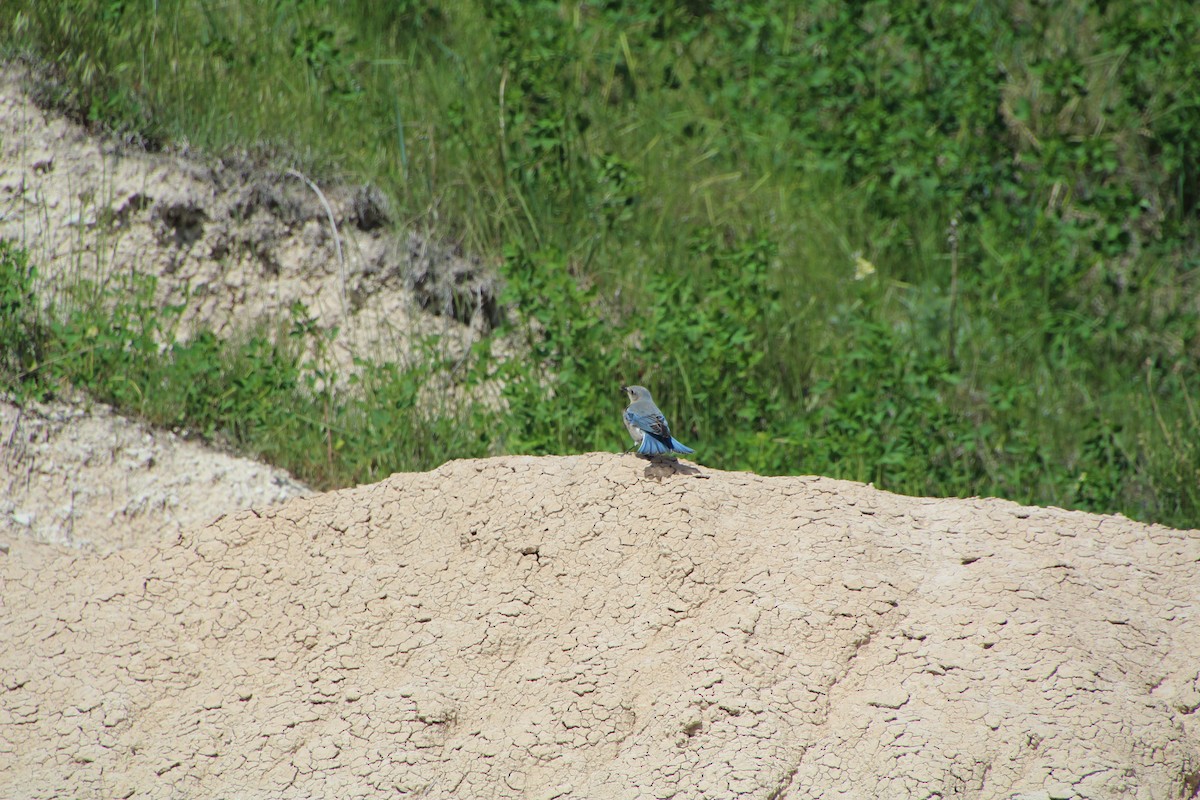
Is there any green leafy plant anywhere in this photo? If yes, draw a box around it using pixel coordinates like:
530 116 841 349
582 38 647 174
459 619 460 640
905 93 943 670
0 240 45 392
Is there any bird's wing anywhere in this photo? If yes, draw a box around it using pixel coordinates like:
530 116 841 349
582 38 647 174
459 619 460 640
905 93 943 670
624 408 672 442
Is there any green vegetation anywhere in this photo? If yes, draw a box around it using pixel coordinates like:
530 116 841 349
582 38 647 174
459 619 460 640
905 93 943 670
1 1 1197 526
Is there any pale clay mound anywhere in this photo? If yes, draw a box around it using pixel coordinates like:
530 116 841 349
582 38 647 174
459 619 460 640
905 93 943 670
2 455 1198 800
0 393 311 556
0 64 497 377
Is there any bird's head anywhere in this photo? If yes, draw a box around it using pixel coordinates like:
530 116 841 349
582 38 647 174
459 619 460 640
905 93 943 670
621 385 650 403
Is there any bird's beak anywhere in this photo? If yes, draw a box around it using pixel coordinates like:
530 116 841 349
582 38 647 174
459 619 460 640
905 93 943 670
620 385 628 393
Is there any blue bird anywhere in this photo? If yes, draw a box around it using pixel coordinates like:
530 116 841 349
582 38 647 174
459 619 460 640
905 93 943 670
621 385 695 457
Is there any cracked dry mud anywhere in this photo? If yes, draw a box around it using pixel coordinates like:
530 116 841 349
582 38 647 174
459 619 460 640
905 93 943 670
3 454 1199 799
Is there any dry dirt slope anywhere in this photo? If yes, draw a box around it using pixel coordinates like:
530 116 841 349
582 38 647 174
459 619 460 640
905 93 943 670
2 454 1199 799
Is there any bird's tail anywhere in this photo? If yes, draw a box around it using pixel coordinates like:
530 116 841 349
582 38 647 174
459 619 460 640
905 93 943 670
637 435 694 456
637 435 672 456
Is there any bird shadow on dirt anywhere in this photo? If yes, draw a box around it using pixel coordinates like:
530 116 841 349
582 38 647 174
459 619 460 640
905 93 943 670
637 456 705 479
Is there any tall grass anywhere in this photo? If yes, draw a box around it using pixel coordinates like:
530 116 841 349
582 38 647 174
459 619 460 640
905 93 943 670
1 1 1197 526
